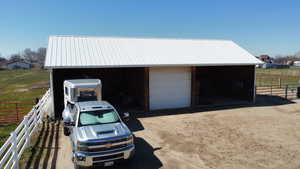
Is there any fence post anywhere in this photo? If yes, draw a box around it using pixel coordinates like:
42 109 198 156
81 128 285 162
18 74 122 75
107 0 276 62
270 85 273 95
10 131 19 169
285 85 288 99
24 115 30 147
279 78 281 88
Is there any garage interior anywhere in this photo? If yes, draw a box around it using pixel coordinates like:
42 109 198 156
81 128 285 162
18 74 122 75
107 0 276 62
51 68 147 118
192 66 255 106
51 65 255 118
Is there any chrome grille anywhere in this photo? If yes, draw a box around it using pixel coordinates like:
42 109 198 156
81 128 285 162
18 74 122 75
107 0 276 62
83 138 128 146
88 144 127 152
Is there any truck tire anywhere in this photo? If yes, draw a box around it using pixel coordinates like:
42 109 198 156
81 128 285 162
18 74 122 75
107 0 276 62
63 127 70 136
74 164 83 169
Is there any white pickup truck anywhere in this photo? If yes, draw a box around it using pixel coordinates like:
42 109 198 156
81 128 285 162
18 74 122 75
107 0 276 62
62 79 135 168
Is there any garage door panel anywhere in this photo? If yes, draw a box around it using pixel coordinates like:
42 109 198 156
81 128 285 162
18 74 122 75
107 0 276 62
149 67 191 110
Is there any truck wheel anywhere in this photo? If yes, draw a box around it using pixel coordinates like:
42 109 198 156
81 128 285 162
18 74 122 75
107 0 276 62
63 127 70 136
74 164 83 169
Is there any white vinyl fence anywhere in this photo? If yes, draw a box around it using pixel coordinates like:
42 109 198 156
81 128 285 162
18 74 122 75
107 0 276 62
0 89 50 169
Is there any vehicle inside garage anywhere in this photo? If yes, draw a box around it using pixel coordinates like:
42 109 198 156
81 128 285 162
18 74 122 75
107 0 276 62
51 68 147 118
193 66 255 106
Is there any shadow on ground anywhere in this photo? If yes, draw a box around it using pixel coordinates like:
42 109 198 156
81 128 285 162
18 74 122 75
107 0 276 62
125 116 144 132
90 137 162 169
134 95 296 118
24 120 60 169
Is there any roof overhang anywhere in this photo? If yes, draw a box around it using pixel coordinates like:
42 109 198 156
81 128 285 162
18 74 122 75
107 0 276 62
45 36 263 69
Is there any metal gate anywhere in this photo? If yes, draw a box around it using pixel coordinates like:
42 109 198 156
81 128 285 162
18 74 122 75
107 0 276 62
256 84 299 100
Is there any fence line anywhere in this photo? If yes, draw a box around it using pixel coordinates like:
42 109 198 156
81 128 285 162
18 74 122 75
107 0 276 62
0 102 35 123
0 89 50 169
256 84 299 99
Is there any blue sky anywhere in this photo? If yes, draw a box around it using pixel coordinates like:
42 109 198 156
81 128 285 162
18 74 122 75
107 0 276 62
0 0 299 57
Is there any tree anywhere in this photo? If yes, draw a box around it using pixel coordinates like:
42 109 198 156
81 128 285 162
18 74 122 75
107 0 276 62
9 54 23 62
35 47 46 67
23 48 36 63
0 53 7 63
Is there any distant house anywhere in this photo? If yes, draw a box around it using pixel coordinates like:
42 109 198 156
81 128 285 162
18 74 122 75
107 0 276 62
259 55 272 63
6 61 32 69
0 62 7 70
287 60 294 66
294 61 300 67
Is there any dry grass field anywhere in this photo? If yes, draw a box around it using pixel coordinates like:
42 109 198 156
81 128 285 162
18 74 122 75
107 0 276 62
256 67 300 86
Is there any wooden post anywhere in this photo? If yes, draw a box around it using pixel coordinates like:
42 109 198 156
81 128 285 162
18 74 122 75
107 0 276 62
285 85 288 99
279 78 281 88
144 67 149 112
191 67 197 107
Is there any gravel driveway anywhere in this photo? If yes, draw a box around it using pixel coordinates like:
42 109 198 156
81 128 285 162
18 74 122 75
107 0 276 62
52 97 300 169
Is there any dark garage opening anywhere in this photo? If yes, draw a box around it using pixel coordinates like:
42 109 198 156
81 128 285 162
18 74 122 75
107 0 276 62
52 68 147 118
194 66 255 106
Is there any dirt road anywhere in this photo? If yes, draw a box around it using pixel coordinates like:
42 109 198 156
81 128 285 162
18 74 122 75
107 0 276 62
29 97 300 169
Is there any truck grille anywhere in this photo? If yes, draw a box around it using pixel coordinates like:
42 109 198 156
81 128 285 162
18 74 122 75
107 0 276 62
88 144 127 152
80 137 130 153
84 138 128 146
93 153 123 162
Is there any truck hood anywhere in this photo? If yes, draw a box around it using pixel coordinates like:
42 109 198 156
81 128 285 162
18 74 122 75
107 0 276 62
76 122 131 141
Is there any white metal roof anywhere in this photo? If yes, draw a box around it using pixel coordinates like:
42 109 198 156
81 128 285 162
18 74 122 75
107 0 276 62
45 35 262 68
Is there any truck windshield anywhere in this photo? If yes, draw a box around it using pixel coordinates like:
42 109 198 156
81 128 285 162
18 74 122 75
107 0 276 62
78 109 120 126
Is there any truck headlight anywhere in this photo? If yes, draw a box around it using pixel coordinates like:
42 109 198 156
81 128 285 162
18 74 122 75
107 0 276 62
76 154 86 161
127 135 134 145
77 141 89 151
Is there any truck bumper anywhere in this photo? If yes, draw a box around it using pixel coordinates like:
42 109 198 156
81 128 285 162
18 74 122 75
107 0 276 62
74 145 135 167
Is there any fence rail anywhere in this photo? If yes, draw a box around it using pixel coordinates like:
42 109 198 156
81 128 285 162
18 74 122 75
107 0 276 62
0 89 50 169
256 84 299 99
0 102 35 123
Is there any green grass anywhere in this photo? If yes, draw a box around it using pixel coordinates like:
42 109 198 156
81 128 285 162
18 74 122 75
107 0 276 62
0 123 17 146
0 69 49 146
0 69 49 102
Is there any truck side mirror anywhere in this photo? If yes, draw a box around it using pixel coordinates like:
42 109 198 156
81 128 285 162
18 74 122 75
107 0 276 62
65 120 75 126
123 112 130 121
63 116 75 126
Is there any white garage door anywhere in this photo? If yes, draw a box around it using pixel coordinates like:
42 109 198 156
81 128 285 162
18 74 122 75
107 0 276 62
149 67 191 110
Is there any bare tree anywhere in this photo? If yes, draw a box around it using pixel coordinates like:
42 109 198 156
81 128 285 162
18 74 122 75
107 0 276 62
23 48 36 63
35 47 46 67
273 54 300 64
9 54 23 62
18 47 46 67
0 54 7 63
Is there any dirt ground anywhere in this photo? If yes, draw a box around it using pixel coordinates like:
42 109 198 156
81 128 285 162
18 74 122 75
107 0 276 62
27 96 300 169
